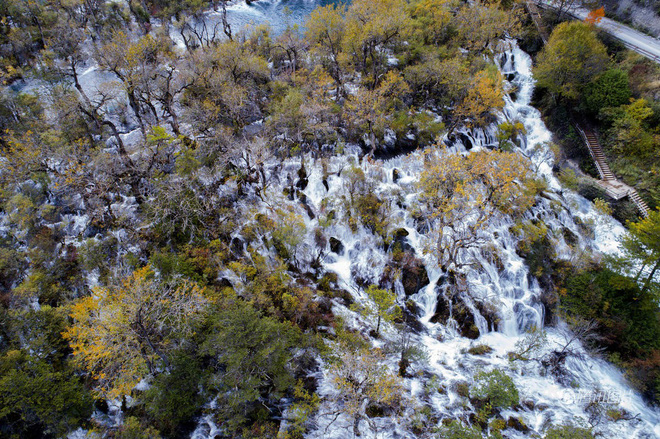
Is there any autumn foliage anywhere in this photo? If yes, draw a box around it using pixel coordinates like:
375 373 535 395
585 7 605 25
64 266 209 398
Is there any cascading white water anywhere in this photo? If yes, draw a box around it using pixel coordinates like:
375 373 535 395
174 5 660 437
281 41 660 439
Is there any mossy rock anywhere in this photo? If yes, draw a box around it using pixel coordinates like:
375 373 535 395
467 344 493 356
454 381 470 398
506 416 530 433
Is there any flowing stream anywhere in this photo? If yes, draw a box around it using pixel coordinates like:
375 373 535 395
216 0 347 35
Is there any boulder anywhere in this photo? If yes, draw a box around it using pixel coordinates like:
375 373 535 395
230 237 245 257
474 300 501 331
506 417 530 433
401 255 430 297
296 164 308 190
329 237 344 255
430 282 480 339
393 168 401 183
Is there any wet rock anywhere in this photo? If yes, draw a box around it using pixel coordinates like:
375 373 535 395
329 237 344 255
458 132 473 150
296 177 309 191
95 398 109 414
394 227 409 238
298 194 316 219
402 301 425 334
84 223 103 238
430 288 451 324
296 164 308 190
217 278 233 289
365 403 388 418
562 227 579 246
392 228 415 254
506 417 530 433
393 168 401 183
230 237 245 257
430 283 480 339
474 300 501 331
398 357 411 377
283 186 295 200
540 288 559 326
401 255 430 297
457 309 480 339
522 400 535 411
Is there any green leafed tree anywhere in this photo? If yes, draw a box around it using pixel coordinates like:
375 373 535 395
199 299 301 433
0 350 93 438
436 420 483 439
64 266 209 398
470 368 519 409
583 69 631 114
534 21 609 101
545 423 594 439
364 284 401 334
620 208 660 295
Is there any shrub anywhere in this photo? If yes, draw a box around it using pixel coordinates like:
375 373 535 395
470 369 519 409
577 180 606 201
562 268 660 357
467 344 493 356
0 351 93 437
545 423 594 439
143 353 208 437
436 420 482 439
558 168 579 190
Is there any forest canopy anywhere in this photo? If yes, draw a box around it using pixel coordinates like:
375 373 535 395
0 0 658 438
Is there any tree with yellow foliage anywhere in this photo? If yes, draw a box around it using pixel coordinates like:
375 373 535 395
306 3 347 93
454 1 521 53
342 0 411 87
418 147 537 270
325 332 405 436
345 71 410 155
180 39 270 133
94 31 175 138
534 21 609 101
64 266 209 398
407 0 454 46
453 68 505 132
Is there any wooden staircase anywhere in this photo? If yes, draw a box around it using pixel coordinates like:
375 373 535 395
583 129 615 181
628 189 650 218
573 121 650 218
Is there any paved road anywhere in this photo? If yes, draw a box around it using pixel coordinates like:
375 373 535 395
534 1 660 63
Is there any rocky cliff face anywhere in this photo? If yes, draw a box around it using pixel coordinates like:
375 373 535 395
602 0 660 38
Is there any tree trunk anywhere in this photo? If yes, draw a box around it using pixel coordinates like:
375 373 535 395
220 1 233 41
353 415 362 437
641 257 660 295
368 122 377 156
127 88 147 138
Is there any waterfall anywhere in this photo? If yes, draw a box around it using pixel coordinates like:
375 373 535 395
188 8 658 438
295 41 659 439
